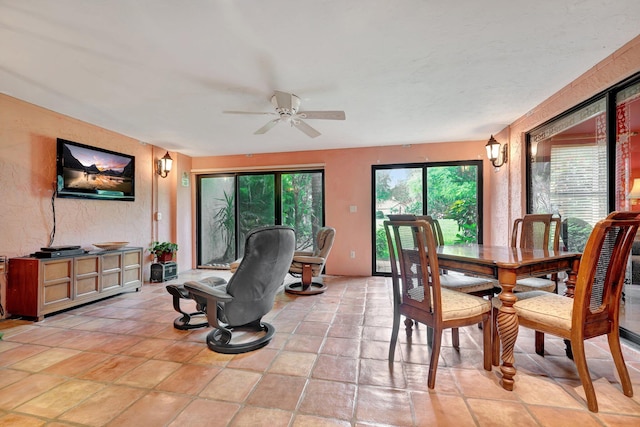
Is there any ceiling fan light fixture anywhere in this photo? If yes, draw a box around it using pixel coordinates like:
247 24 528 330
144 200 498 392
226 90 345 138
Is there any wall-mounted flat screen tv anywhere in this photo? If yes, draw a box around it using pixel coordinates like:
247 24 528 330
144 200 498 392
56 138 135 201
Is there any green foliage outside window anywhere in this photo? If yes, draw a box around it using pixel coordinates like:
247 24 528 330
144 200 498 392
376 227 389 261
428 166 478 243
213 190 236 261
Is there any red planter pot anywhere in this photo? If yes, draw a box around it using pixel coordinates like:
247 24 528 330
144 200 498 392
157 252 174 263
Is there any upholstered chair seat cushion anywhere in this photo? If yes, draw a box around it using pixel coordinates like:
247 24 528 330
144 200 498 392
406 287 491 321
491 290 547 311
229 259 242 273
513 277 556 293
513 292 573 331
441 288 492 321
439 273 496 294
289 253 326 275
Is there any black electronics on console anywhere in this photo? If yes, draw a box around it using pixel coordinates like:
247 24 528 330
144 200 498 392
39 245 81 252
34 248 86 258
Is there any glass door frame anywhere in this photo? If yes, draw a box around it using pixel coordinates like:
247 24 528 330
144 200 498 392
371 160 484 276
525 71 640 345
195 169 325 267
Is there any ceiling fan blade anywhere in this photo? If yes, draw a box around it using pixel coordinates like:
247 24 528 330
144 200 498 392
223 110 275 115
298 110 346 120
293 119 321 138
254 119 280 134
274 90 293 111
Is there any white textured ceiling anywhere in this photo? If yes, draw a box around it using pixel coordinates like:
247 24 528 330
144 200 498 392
2 0 639 157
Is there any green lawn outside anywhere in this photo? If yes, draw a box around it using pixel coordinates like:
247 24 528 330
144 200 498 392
438 218 460 245
375 217 464 246
374 217 476 271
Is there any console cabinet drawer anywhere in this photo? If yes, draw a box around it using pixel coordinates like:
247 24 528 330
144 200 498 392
75 256 100 298
43 263 72 305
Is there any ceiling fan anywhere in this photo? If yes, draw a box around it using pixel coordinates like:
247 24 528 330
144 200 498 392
224 91 346 138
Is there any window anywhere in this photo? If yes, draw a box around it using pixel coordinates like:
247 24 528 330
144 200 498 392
528 97 608 252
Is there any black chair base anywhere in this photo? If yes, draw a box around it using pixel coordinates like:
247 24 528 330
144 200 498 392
166 284 209 330
173 313 208 330
206 321 275 354
285 280 327 295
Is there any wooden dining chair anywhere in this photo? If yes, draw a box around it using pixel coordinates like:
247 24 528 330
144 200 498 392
420 215 497 347
421 215 497 297
511 213 562 293
511 211 640 412
492 213 561 364
384 219 492 388
388 214 496 296
389 215 496 347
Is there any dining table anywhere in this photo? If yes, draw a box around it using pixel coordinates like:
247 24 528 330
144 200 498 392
435 244 581 391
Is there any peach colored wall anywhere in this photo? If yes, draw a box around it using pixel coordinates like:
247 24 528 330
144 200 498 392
0 95 167 318
149 148 193 268
191 142 491 276
175 153 194 270
490 35 640 244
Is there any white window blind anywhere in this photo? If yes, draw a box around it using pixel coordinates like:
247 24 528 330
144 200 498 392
549 144 608 227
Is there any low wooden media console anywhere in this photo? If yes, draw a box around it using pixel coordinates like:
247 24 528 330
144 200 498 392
7 247 143 321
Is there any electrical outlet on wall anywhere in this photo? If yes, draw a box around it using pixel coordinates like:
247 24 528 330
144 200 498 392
350 250 356 259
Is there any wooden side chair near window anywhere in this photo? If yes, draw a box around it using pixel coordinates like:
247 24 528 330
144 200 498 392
511 213 562 293
384 219 492 388
510 211 640 412
422 215 497 347
389 214 496 348
492 213 562 364
423 215 497 296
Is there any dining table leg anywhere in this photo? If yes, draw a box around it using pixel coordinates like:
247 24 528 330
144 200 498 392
496 269 518 391
563 259 579 298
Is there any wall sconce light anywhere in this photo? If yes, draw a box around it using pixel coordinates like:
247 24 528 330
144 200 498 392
156 151 173 178
485 135 508 168
627 178 640 204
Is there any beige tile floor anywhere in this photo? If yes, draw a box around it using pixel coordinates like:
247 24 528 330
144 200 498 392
1 270 640 426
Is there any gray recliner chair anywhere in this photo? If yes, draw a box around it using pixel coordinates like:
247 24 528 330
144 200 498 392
178 226 295 354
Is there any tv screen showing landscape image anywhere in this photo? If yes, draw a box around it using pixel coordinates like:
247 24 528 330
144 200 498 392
56 138 135 201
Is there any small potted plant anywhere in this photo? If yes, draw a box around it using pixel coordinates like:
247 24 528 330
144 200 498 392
148 241 178 263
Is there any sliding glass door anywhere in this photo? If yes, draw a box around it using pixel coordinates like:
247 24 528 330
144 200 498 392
528 98 609 254
526 72 640 345
197 170 324 267
373 161 483 274
282 172 324 251
198 175 236 267
616 79 640 342
237 174 275 256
